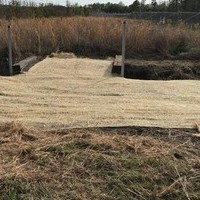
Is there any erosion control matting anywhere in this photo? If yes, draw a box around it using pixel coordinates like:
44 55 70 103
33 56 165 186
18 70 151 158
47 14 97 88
0 57 200 129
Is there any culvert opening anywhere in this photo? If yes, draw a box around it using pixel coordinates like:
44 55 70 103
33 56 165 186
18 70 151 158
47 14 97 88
112 63 200 80
0 56 40 76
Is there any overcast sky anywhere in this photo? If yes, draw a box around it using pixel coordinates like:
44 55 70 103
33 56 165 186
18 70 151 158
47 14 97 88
45 0 153 6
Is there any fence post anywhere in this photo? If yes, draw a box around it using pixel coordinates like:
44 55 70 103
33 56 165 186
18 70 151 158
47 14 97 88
8 25 13 76
121 21 126 77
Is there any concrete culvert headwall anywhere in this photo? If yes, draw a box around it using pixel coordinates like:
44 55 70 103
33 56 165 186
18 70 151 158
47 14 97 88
0 56 39 76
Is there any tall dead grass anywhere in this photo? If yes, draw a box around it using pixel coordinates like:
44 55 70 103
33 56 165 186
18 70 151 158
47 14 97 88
0 17 200 59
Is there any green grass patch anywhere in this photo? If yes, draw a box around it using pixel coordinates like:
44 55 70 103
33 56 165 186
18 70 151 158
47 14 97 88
0 179 52 200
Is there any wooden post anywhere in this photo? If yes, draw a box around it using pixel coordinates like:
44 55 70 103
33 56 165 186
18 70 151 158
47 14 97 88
8 25 13 76
121 21 126 77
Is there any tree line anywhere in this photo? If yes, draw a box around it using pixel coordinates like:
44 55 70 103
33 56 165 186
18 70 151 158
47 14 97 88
89 0 200 13
0 0 199 19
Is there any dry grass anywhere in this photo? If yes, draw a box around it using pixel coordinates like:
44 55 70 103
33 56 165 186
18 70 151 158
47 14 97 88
0 17 200 59
0 122 200 199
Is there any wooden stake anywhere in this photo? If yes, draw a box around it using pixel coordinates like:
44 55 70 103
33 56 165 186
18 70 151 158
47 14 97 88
121 21 126 77
8 25 13 76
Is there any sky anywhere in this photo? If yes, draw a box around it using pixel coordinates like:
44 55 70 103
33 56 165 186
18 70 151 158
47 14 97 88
44 0 152 6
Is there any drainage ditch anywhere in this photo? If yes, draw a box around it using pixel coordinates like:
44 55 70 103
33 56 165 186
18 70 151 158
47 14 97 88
112 63 200 80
